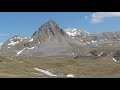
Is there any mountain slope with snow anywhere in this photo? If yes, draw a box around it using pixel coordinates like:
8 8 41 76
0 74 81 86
64 28 90 37
65 28 120 44
0 20 120 58
0 20 81 57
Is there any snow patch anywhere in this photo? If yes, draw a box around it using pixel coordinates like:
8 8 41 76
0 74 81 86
49 36 50 39
67 74 75 77
87 42 90 44
91 40 97 43
114 34 117 37
34 68 57 77
112 58 117 62
80 39 83 42
66 31 77 36
8 47 11 48
29 38 33 42
105 38 107 41
10 36 27 41
27 46 36 49
100 39 104 41
83 36 85 38
98 52 103 56
23 37 28 39
16 48 26 56
20 37 28 41
8 41 19 46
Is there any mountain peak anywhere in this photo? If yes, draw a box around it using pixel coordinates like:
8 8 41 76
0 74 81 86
47 20 56 25
38 20 59 31
32 20 67 41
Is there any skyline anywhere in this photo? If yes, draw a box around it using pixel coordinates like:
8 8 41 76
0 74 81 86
0 12 120 43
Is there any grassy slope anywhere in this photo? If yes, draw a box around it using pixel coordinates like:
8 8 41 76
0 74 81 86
0 56 120 78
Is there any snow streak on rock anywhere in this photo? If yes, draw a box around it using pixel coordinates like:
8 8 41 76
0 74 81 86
98 52 103 56
16 48 26 56
8 41 19 46
26 46 36 49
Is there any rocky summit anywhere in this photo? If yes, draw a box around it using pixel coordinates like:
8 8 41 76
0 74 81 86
0 20 120 60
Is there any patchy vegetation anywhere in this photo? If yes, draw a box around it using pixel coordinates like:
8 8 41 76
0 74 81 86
0 56 120 78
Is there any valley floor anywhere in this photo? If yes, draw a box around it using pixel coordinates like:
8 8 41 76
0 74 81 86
0 56 120 78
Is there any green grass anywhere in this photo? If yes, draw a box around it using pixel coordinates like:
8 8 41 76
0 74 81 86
0 56 120 78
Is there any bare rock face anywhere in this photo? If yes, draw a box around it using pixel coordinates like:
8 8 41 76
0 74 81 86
32 20 68 43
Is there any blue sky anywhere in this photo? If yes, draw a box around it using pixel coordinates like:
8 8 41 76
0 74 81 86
0 12 120 43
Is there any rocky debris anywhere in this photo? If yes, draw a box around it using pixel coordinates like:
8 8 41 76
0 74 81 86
73 48 109 59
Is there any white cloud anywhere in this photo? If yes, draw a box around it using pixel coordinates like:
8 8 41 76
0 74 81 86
91 12 120 23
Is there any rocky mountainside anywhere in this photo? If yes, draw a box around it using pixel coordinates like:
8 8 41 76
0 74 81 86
65 28 120 44
64 28 120 60
0 20 81 57
0 20 120 60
